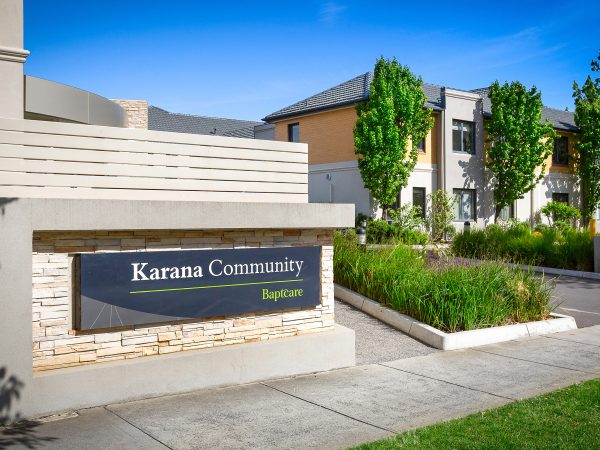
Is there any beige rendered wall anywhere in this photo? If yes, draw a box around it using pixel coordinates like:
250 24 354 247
0 0 29 119
273 106 439 166
32 228 334 372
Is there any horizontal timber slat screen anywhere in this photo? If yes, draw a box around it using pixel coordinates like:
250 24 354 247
0 118 308 202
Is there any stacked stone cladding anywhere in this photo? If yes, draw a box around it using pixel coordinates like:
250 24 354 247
111 99 149 129
32 229 334 372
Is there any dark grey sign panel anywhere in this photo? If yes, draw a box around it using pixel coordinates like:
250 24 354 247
77 246 321 331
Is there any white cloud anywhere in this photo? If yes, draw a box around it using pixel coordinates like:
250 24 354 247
319 2 347 23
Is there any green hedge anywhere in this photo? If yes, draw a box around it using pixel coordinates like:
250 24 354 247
365 220 429 245
451 223 593 272
334 231 551 332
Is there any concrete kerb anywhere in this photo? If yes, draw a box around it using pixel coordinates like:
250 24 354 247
335 284 577 351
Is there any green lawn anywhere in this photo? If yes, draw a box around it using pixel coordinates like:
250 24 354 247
351 378 600 450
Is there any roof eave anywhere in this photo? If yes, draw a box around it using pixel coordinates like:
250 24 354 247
263 101 442 123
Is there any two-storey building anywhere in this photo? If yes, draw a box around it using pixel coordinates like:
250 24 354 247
264 72 582 228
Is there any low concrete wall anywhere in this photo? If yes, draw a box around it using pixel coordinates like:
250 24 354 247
0 198 354 420
32 229 334 371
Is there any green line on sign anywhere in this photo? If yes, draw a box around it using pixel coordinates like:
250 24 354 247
129 278 304 295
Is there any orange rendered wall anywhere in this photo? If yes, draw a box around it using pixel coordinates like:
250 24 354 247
274 106 439 166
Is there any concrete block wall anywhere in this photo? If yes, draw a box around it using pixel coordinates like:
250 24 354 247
31 228 334 372
111 99 149 129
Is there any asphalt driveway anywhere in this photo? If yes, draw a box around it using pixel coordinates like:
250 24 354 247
549 276 600 328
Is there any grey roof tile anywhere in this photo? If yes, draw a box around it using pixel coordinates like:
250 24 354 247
263 72 444 122
263 74 576 132
148 106 262 137
471 87 577 132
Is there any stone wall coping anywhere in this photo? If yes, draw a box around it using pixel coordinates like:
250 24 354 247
4 197 355 230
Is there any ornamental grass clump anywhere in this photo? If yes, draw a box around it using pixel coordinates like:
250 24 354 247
451 222 593 271
334 231 551 332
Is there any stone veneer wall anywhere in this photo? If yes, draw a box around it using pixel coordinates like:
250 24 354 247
32 229 333 372
111 99 148 129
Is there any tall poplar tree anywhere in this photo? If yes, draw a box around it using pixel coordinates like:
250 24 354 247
573 51 600 227
485 81 556 221
354 57 434 217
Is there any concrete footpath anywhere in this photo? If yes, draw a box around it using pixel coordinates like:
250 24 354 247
2 325 600 450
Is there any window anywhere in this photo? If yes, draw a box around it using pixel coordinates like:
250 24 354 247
453 189 476 221
412 188 426 218
553 136 569 165
393 191 401 210
499 203 514 221
452 120 474 154
417 138 425 153
552 193 569 204
288 123 300 143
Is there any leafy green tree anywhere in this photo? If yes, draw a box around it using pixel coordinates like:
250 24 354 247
573 51 600 227
354 57 434 218
486 81 557 221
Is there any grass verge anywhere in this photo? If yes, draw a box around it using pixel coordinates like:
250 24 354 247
334 231 552 332
350 377 600 450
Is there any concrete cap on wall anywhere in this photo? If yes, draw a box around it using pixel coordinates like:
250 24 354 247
24 76 127 127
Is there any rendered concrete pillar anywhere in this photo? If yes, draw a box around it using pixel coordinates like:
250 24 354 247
594 235 600 273
0 0 29 119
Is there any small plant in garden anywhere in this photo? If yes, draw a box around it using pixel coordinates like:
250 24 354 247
426 189 456 242
540 201 581 228
387 204 424 231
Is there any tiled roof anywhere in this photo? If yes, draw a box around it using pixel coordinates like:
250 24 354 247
264 74 577 132
263 72 444 122
472 87 577 132
148 106 262 137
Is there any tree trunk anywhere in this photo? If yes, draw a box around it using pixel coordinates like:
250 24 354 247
494 205 502 222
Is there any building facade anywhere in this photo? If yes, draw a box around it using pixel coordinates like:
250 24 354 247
264 73 587 229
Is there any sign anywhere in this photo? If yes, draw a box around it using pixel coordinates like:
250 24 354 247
76 246 321 331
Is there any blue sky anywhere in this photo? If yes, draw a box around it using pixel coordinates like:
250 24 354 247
24 1 599 121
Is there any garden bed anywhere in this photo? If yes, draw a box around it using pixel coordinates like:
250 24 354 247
334 231 558 334
335 284 576 350
451 223 594 272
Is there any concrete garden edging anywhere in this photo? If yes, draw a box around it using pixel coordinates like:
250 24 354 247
335 284 577 350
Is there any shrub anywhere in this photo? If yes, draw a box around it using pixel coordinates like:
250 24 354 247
451 222 593 271
364 219 429 245
540 201 581 227
426 189 456 242
334 232 552 332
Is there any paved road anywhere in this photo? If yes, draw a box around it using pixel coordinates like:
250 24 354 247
3 326 599 450
548 276 600 328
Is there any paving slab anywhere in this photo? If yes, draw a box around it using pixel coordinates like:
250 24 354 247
107 382 389 450
383 348 592 400
0 407 167 450
334 299 439 364
543 324 600 347
265 363 507 433
476 334 600 375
